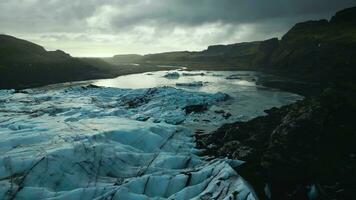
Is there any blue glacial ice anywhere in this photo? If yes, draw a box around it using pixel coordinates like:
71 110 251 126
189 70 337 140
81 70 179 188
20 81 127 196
0 86 260 200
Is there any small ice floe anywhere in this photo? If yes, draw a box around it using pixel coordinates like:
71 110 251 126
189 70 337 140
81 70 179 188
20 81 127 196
182 72 205 76
176 81 203 87
163 72 180 79
214 110 232 119
226 74 257 82
129 63 140 66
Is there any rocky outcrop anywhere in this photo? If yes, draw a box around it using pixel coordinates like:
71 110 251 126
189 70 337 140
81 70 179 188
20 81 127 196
197 88 356 199
194 7 356 199
265 7 356 83
330 6 356 25
252 38 279 66
204 42 261 57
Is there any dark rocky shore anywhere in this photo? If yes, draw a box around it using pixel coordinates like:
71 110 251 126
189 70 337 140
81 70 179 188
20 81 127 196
197 87 356 199
195 7 356 199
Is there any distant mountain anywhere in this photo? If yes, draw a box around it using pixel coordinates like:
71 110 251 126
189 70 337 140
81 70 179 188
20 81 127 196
0 34 178 89
108 42 263 68
104 54 144 65
110 6 356 84
2 6 355 89
0 35 104 89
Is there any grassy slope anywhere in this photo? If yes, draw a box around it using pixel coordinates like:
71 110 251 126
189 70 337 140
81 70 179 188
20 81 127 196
108 42 263 69
0 34 180 89
267 9 356 83
0 35 102 89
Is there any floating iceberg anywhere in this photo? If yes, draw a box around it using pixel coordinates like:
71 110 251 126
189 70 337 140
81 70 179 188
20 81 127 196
0 86 257 200
163 72 180 79
181 72 205 76
226 74 257 82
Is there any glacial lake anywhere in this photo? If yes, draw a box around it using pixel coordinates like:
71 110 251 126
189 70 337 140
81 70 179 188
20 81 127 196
94 70 302 125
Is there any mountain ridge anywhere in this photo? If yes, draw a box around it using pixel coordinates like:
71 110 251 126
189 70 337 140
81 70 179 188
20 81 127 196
109 6 356 85
0 34 104 89
1 6 356 90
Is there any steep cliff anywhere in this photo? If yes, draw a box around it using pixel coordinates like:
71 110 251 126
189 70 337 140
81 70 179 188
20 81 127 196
266 6 356 83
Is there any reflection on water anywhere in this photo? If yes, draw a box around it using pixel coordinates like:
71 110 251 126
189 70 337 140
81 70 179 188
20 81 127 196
94 70 258 93
94 70 303 122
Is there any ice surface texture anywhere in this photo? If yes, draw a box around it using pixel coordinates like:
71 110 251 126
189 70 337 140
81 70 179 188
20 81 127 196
176 81 204 87
0 86 257 200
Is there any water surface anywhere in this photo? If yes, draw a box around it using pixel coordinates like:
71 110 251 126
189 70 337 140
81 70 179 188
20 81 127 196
94 70 302 123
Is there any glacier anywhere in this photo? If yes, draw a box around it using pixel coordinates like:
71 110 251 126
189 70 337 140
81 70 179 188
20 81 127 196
0 70 303 200
0 86 258 200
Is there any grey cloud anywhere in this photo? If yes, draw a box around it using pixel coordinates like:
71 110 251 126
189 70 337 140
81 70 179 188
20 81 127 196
1 0 355 33
110 0 356 28
0 0 355 56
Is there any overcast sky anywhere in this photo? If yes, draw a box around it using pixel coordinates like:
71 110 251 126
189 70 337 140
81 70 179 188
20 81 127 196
1 0 355 57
